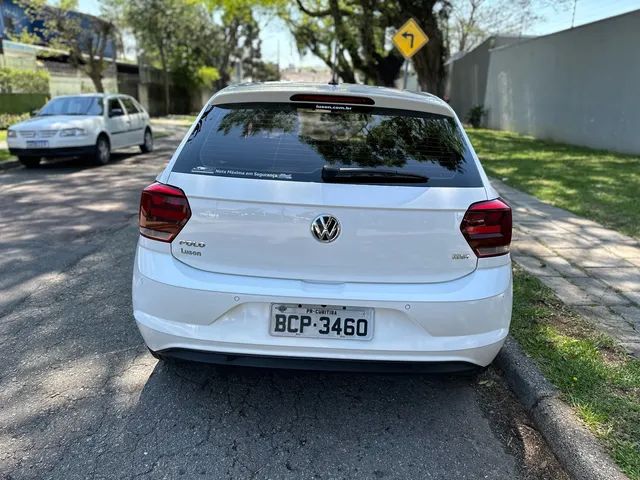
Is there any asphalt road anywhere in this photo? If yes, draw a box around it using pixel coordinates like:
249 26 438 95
0 131 567 480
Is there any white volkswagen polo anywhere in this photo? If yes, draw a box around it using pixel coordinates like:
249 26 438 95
7 93 153 168
132 83 512 372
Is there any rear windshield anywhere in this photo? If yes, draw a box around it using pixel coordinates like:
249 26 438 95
172 102 482 187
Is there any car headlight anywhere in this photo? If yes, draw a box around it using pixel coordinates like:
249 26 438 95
7 130 16 138
60 128 87 137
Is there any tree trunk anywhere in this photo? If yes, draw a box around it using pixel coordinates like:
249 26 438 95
158 46 170 115
87 66 105 93
374 54 404 87
91 74 105 93
163 69 170 115
412 18 447 96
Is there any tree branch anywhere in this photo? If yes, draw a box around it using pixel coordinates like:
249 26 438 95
294 0 332 17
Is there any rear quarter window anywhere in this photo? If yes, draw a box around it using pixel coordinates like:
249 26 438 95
172 102 482 187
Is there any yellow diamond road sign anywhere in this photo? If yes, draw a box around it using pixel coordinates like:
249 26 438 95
392 18 429 59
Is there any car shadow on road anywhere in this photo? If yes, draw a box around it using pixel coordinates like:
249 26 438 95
15 149 156 173
0 140 178 316
111 359 518 479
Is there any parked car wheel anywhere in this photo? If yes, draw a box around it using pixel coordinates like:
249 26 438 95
92 134 111 166
140 128 154 153
18 156 41 168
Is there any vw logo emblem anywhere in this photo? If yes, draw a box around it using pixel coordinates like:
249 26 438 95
311 214 341 243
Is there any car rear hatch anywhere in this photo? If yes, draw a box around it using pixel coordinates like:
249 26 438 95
166 97 488 284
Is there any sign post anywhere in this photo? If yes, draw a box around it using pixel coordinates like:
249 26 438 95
392 18 429 90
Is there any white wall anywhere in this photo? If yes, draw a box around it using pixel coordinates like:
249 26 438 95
484 10 640 154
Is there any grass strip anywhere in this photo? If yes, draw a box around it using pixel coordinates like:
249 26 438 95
467 129 640 239
511 267 640 478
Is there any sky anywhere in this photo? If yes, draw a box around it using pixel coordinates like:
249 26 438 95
77 0 640 68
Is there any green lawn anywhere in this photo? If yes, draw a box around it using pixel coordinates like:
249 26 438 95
0 130 6 142
512 267 640 479
467 129 640 239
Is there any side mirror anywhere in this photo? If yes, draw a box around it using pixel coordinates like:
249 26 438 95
30 109 40 117
109 108 124 117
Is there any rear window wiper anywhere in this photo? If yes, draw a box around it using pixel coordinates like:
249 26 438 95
322 166 429 184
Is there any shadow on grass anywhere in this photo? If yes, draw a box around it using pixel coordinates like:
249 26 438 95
467 129 640 239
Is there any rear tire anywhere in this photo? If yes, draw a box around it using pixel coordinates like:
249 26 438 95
140 128 153 153
18 156 41 168
91 135 110 166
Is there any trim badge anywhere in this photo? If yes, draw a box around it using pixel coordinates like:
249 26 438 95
179 240 206 248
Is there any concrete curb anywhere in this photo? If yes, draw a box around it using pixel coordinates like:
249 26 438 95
495 336 628 480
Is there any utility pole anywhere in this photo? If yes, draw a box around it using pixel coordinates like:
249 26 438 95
330 38 338 84
571 0 578 28
403 60 409 89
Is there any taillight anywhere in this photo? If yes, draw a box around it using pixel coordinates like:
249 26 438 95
460 198 512 258
139 182 191 242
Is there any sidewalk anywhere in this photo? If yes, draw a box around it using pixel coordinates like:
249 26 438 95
150 118 192 139
492 178 640 357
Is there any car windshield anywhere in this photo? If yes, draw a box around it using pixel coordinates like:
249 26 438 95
38 96 104 116
172 102 482 187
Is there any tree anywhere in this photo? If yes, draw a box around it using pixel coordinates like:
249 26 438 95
283 1 450 95
201 0 284 88
394 1 451 96
125 0 184 114
249 60 281 82
209 5 260 88
285 0 404 86
120 0 218 114
13 0 117 93
447 0 570 54
448 0 486 54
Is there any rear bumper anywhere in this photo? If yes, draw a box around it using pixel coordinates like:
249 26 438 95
156 349 480 373
133 237 513 367
9 145 95 158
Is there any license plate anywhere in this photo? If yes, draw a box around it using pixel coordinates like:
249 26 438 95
270 304 374 340
26 140 48 148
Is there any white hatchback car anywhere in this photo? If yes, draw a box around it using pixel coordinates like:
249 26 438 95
133 83 512 372
7 93 153 168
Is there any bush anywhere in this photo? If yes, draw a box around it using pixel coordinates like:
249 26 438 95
466 105 487 128
0 113 31 130
0 93 48 114
0 68 50 94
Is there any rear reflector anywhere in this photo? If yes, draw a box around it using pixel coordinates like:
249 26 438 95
290 94 375 105
139 182 191 242
460 198 512 258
